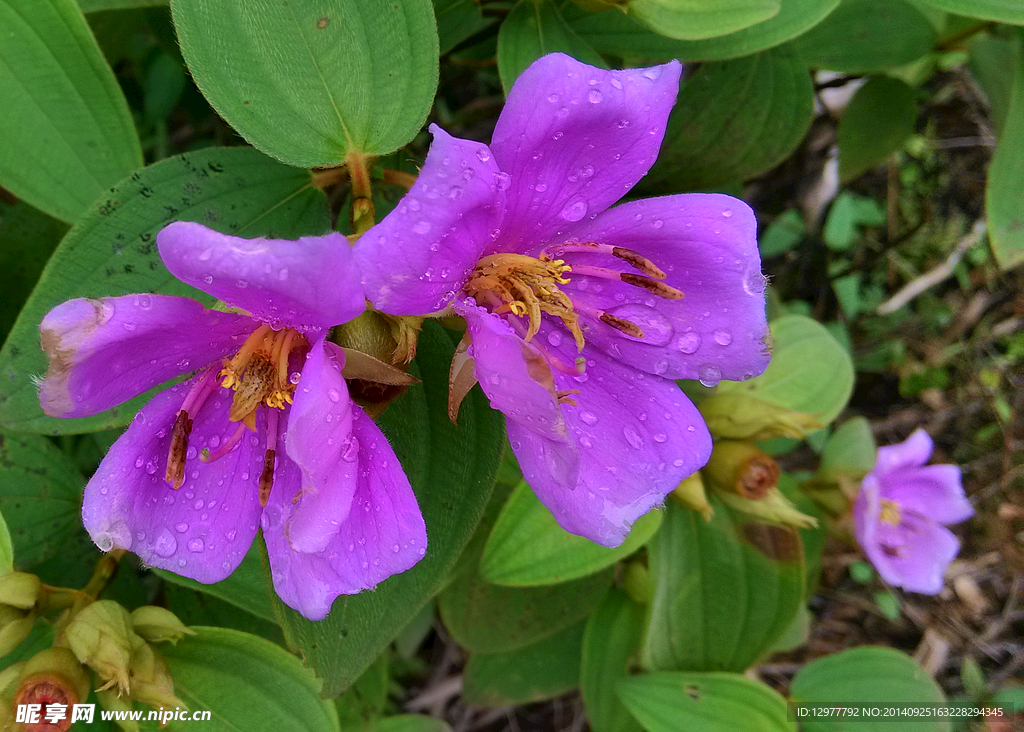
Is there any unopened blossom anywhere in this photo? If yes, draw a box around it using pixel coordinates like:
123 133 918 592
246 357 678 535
39 222 426 620
853 428 973 594
356 53 770 547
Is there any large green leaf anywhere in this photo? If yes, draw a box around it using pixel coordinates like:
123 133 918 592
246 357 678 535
462 619 584 706
273 324 506 697
642 47 813 192
434 0 496 54
837 76 918 182
173 0 439 167
0 147 328 435
566 0 840 62
0 505 13 573
0 431 86 568
157 540 276 622
0 0 142 223
916 0 1024 24
0 203 68 340
640 498 805 672
580 589 645 732
164 583 284 644
627 0 779 42
790 646 950 731
158 627 340 732
617 671 795 732
786 0 936 74
716 315 854 424
817 417 876 481
480 480 660 586
986 29 1024 271
374 717 452 732
497 0 606 90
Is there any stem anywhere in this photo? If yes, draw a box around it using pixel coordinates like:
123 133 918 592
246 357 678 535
935 21 995 52
346 151 376 236
82 549 126 601
382 168 417 190
311 166 347 191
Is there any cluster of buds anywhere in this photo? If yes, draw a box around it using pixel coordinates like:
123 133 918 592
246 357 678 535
0 571 41 657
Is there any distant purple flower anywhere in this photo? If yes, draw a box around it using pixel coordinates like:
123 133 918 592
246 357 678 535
853 429 973 594
39 222 426 620
355 54 770 547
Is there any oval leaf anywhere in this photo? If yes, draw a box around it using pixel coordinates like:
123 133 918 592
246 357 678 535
790 646 950 732
786 0 936 74
643 47 814 192
916 0 1024 24
627 0 780 42
173 0 439 166
480 481 661 586
497 0 606 91
0 0 143 222
0 147 328 435
838 76 918 182
617 671 795 732
581 589 646 732
159 626 340 732
986 29 1024 271
0 506 13 574
274 323 507 697
641 498 806 672
566 0 840 62
716 314 854 424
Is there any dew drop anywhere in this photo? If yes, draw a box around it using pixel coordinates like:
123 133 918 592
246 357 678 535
722 209 733 218
640 66 662 81
588 88 603 104
153 529 177 558
412 220 432 235
535 182 548 193
188 538 204 553
698 363 722 387
623 425 644 449
546 330 563 347
449 185 463 199
560 198 588 222
198 248 213 261
653 433 667 443
494 172 511 191
713 329 733 346
677 332 701 354
327 389 341 402
580 411 598 426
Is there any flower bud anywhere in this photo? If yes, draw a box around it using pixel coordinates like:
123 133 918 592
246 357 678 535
0 604 34 657
128 642 187 712
698 392 822 441
13 647 91 732
130 607 195 645
0 571 41 610
332 310 419 413
671 472 713 521
622 560 651 604
704 440 780 500
65 600 141 694
0 661 25 731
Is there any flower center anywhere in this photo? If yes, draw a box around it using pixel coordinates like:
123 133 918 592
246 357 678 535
879 498 902 526
464 243 683 357
164 324 308 501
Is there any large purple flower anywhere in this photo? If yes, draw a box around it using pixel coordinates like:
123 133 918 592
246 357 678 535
853 429 973 594
39 222 427 620
355 54 770 547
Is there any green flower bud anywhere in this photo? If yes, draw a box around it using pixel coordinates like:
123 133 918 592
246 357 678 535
130 607 195 645
128 642 187 712
622 561 651 604
13 647 91 731
331 310 420 414
704 440 780 500
0 604 34 657
671 472 713 521
0 661 25 696
0 571 41 610
65 600 142 695
698 392 823 441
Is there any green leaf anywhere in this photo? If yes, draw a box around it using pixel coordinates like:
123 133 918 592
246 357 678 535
77 0 167 11
462 619 584 706
790 646 950 731
0 506 12 574
0 147 328 435
0 431 86 568
786 0 936 74
159 627 341 732
822 192 885 250
915 0 1024 24
273 323 506 697
643 48 814 192
986 29 1024 271
566 0 840 62
336 651 389 728
759 210 805 258
716 315 854 424
373 717 453 732
641 498 805 672
173 0 439 167
617 671 795 732
434 0 496 55
156 540 276 622
838 76 918 181
480 481 660 587
969 35 1018 135
164 583 285 644
627 0 780 42
0 0 143 223
817 416 876 481
497 0 606 91
0 204 69 341
580 589 645 732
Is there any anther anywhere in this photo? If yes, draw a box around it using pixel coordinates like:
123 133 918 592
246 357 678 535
258 450 275 507
620 273 684 299
599 312 645 339
165 410 193 489
612 247 666 279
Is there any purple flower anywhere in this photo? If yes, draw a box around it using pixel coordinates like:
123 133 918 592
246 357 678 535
354 54 770 547
853 429 973 594
39 222 427 620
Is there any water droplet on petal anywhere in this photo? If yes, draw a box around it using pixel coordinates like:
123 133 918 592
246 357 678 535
640 66 662 80
560 198 588 222
327 389 341 402
713 329 733 346
698 363 722 387
623 425 644 449
580 411 598 426
188 538 204 552
546 330 563 347
413 220 431 235
153 529 177 558
198 248 213 261
449 185 463 199
654 433 667 443
588 88 603 104
476 148 491 162
494 172 511 191
677 332 701 354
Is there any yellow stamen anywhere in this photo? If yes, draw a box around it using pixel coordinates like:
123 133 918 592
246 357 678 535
466 253 585 351
218 326 308 427
879 499 902 526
